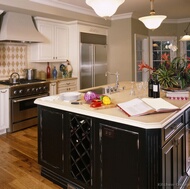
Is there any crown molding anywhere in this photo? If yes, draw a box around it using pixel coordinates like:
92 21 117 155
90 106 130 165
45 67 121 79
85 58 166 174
30 0 190 24
111 12 133 20
30 0 97 17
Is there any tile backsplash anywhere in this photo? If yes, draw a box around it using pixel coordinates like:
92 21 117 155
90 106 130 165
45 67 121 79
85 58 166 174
0 44 27 78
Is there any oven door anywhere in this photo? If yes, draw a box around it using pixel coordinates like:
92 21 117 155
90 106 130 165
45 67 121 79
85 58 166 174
11 94 48 123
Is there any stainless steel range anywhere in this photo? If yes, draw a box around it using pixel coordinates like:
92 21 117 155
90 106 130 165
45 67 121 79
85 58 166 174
0 78 49 132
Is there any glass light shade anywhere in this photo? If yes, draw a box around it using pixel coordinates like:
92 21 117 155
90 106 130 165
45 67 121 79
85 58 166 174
180 35 190 41
139 15 167 30
86 0 125 18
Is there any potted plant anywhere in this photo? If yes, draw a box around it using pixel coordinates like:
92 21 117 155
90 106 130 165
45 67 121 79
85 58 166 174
139 53 190 89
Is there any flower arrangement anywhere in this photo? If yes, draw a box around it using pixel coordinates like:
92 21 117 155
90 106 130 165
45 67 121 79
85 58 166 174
138 53 190 89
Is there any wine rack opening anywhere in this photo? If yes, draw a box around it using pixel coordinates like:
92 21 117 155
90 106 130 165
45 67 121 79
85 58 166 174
69 114 92 186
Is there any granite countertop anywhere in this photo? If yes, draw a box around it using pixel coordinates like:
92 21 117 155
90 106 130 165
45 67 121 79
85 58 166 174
34 81 190 129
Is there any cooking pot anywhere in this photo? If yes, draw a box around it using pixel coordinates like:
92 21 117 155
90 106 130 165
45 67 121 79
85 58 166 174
24 69 37 80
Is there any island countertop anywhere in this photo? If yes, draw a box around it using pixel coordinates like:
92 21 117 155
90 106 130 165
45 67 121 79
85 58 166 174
34 81 190 129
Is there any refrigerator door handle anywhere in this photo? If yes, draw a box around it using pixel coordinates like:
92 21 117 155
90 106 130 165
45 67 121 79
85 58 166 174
92 45 95 87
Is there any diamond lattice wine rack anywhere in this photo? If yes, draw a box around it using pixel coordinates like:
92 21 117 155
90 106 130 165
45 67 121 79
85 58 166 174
69 114 92 186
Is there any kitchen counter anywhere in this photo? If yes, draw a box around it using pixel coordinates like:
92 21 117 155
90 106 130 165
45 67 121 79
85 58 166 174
0 84 9 89
35 81 190 189
46 77 77 82
35 81 190 129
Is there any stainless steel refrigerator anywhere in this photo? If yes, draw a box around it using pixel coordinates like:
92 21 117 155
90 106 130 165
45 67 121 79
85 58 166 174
80 43 107 89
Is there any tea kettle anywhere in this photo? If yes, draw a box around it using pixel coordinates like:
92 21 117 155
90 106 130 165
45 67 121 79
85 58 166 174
9 72 20 84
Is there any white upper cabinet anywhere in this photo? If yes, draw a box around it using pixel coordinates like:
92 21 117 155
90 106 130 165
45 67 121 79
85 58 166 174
30 17 69 62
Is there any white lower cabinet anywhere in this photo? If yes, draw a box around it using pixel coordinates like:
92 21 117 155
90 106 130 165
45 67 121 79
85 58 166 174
49 82 57 96
0 88 9 134
57 79 77 94
49 78 77 95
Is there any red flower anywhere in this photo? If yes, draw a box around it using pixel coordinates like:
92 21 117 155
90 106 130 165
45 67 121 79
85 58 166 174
186 63 190 71
161 53 170 61
138 61 154 71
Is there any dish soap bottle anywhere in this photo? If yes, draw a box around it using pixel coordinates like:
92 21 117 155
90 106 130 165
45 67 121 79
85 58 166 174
52 66 57 79
46 62 51 79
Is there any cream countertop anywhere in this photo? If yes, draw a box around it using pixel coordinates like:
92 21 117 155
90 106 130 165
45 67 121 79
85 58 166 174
46 77 77 82
0 84 9 90
34 81 190 129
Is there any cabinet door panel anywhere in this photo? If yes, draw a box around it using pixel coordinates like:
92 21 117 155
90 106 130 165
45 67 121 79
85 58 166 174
38 107 64 173
38 23 54 60
100 125 139 189
55 25 69 60
0 89 9 131
162 128 186 189
162 140 176 188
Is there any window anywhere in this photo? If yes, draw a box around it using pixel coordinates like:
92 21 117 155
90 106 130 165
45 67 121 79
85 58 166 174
180 41 190 63
150 37 177 69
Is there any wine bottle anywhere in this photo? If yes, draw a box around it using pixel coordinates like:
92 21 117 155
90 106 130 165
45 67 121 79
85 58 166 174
148 74 154 97
46 62 50 79
153 76 160 98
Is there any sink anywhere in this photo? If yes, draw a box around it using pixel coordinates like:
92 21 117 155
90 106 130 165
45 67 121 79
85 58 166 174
80 87 106 94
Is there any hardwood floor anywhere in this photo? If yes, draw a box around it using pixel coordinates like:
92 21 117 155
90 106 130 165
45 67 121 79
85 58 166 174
0 126 63 189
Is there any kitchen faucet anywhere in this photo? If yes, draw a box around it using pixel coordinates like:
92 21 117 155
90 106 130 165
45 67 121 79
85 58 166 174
105 71 120 92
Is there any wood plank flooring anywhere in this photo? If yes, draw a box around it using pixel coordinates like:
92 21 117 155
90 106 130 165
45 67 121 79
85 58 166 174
0 126 63 189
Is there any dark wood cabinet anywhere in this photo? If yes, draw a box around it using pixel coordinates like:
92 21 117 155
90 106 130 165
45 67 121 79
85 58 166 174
37 106 189 189
99 124 139 189
162 127 186 189
38 106 64 174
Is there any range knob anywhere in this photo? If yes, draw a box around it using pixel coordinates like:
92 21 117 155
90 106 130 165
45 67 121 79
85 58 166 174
19 89 23 94
35 88 39 92
43 86 48 91
32 88 35 93
26 88 31 93
38 87 42 92
13 90 17 95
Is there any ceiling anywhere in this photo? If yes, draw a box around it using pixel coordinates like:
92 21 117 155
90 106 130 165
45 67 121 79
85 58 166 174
32 0 190 20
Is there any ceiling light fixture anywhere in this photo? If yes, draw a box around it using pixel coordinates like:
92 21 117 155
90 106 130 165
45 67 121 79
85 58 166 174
138 0 167 30
86 0 125 19
180 23 190 41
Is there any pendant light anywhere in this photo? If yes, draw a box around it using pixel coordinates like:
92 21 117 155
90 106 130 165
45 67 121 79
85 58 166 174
180 23 190 41
86 0 125 19
138 0 167 30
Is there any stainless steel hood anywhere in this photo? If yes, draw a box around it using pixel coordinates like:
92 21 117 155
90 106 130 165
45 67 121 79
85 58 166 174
0 12 46 43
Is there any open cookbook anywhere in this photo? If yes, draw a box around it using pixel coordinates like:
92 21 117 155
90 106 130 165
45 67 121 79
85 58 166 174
117 98 180 117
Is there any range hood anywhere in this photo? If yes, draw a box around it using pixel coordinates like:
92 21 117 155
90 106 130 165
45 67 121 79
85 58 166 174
0 12 46 43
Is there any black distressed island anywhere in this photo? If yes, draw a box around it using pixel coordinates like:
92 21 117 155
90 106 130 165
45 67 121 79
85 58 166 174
35 82 190 189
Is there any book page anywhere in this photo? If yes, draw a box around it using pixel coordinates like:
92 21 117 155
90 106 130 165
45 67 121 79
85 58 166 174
117 98 154 116
141 98 179 111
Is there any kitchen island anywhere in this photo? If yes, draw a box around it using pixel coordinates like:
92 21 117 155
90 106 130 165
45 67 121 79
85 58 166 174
35 81 190 189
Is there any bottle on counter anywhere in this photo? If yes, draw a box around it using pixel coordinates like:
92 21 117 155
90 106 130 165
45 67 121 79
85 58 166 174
153 76 160 98
47 62 50 79
148 74 154 97
52 66 57 79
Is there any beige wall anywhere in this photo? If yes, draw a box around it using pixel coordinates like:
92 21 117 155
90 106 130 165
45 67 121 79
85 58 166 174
108 18 189 83
108 18 132 84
